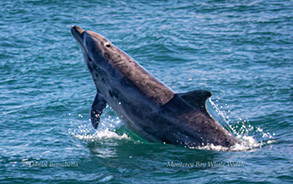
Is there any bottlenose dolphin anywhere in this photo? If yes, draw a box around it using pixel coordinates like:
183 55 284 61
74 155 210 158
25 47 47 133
71 25 239 148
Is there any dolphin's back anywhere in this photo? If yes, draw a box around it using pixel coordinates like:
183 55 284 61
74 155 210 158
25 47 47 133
105 45 174 106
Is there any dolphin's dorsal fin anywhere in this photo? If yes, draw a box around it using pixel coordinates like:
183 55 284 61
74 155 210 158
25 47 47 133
91 93 107 129
178 90 212 114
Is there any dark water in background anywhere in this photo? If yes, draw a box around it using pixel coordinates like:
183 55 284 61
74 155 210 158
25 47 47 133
0 0 292 183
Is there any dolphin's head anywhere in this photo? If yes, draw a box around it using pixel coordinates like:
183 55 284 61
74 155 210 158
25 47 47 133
71 25 114 70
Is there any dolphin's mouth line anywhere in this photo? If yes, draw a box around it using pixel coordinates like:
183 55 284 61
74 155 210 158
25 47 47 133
71 25 88 56
71 25 84 44
71 25 91 61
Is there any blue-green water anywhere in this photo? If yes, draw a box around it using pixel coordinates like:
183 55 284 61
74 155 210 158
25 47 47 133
1 0 292 183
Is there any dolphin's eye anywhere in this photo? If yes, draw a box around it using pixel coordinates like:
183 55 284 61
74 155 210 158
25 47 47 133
105 42 111 47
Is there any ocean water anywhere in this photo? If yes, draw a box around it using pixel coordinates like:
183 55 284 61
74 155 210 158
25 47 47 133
0 0 292 183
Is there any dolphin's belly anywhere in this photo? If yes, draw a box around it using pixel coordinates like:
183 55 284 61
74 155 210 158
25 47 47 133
106 88 162 142
92 71 160 141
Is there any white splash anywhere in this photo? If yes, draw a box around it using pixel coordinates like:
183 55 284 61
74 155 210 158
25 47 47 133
73 128 129 141
69 113 130 142
196 98 276 151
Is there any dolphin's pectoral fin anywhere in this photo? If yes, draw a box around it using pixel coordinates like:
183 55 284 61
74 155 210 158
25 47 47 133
178 90 212 114
91 93 107 129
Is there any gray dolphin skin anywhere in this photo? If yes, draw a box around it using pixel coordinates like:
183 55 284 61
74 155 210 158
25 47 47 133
71 25 239 148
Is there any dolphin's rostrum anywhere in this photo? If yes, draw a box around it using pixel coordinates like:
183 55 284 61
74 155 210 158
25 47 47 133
71 26 239 148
